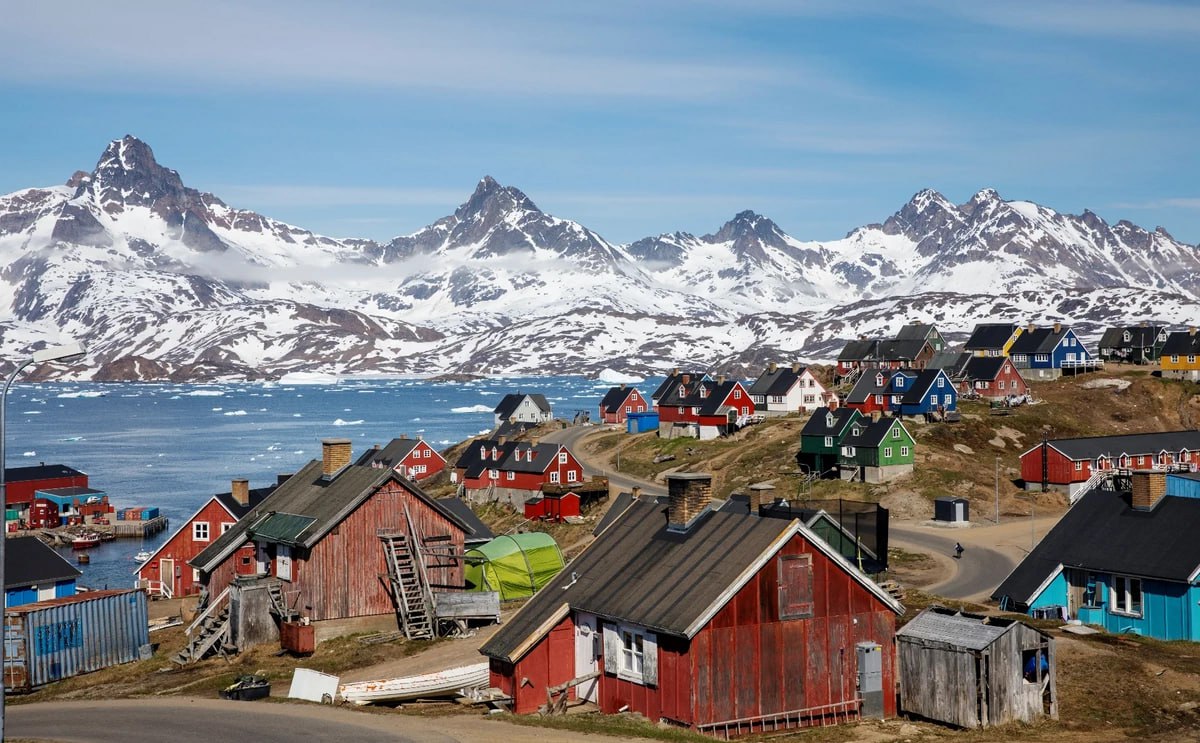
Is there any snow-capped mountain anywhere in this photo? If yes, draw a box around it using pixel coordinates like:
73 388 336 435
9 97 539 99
0 135 1197 380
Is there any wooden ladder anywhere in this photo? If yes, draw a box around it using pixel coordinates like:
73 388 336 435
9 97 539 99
173 591 235 665
379 502 435 640
266 580 298 621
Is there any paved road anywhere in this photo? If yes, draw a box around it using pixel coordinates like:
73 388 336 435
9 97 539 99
546 423 1015 601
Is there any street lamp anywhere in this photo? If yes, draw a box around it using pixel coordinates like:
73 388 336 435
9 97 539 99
0 341 85 740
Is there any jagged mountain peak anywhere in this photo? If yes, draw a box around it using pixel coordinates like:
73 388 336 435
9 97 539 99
705 209 788 247
877 187 964 244
454 175 540 223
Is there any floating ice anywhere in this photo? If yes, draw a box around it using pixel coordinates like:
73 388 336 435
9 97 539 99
451 404 492 413
224 410 248 416
333 418 364 426
186 390 225 397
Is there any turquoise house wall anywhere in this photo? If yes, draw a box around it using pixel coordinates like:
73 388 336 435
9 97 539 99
1030 570 1198 641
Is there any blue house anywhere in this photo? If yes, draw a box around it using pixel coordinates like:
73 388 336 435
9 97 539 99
897 368 957 418
845 369 918 416
993 471 1200 640
5 536 81 607
1007 322 1098 379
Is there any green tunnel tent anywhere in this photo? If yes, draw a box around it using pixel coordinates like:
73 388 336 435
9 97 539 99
464 532 565 600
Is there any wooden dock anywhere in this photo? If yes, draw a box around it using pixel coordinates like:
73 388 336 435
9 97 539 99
111 516 169 539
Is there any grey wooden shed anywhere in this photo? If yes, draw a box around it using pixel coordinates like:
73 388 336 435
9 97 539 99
897 607 1057 728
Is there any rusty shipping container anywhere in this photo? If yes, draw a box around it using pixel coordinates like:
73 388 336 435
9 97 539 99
3 589 150 692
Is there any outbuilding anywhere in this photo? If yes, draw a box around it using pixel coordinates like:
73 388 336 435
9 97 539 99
897 607 1057 729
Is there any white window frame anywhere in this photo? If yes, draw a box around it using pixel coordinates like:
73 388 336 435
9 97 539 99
1074 461 1082 471
221 522 234 534
937 377 944 388
884 447 893 458
892 427 901 439
489 469 499 480
550 471 560 483
506 470 515 481
824 435 834 447
900 446 910 457
558 452 568 464
1110 575 1143 617
567 469 578 483
192 521 210 542
944 394 953 405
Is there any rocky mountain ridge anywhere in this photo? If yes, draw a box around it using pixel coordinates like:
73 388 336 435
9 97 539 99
0 135 1197 380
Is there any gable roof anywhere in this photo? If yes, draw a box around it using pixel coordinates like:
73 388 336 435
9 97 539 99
1162 330 1200 356
191 460 470 572
960 355 1011 382
355 438 424 468
898 607 1045 650
651 371 709 403
900 369 953 404
843 416 906 448
494 393 551 419
599 386 638 413
837 339 878 362
6 536 81 589
437 497 495 543
481 500 902 662
1021 430 1200 461
136 483 277 575
963 323 1019 351
4 464 86 483
800 406 860 438
1008 326 1069 355
993 487 1200 606
875 339 929 362
748 365 803 396
1099 325 1165 349
453 438 566 478
895 323 939 343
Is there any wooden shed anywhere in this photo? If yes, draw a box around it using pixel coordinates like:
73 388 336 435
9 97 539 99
897 607 1057 728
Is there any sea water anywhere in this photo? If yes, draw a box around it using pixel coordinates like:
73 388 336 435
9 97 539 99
6 376 631 589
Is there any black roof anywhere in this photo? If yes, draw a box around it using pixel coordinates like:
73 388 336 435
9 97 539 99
845 368 917 404
960 355 1010 381
1162 331 1200 356
1008 326 1068 355
656 377 745 415
453 438 564 478
747 365 804 396
875 339 928 362
993 488 1200 606
895 323 939 343
1028 430 1200 461
651 371 709 402
438 497 494 543
842 417 904 448
213 484 276 520
494 393 552 420
900 369 952 404
599 386 638 413
6 536 81 589
837 339 878 362
1099 325 1164 350
355 437 435 469
192 460 470 571
963 323 1018 351
4 464 86 483
800 407 860 438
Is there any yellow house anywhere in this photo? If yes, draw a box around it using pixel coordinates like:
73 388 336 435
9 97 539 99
1161 328 1200 381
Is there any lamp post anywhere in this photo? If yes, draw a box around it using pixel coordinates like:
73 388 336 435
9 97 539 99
0 341 85 741
995 455 1000 524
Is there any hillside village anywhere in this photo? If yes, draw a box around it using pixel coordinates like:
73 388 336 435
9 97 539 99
6 320 1200 743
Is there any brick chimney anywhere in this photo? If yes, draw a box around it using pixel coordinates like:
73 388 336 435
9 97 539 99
748 482 775 516
231 478 250 507
717 374 726 385
666 473 713 531
682 374 691 386
321 438 352 480
871 410 882 422
1053 322 1062 334
768 362 778 373
1131 470 1167 511
1027 322 1036 332
399 433 408 440
498 435 507 446
792 362 800 373
631 486 642 499
828 395 840 411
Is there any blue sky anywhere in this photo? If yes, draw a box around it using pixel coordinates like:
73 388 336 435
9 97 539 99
2 0 1198 245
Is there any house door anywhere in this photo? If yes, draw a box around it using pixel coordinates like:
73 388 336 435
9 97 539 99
954 501 965 522
256 543 270 575
276 545 292 582
160 558 175 595
575 612 600 703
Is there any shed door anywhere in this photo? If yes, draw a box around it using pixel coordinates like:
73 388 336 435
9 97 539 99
276 545 292 582
955 501 965 521
159 558 175 595
575 612 599 703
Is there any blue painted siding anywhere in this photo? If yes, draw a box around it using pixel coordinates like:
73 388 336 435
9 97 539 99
6 587 37 607
54 579 76 599
1031 571 1198 641
1028 570 1068 612
1167 474 1200 500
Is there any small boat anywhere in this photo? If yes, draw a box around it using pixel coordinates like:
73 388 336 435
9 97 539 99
134 549 153 563
71 532 101 549
338 662 489 705
100 531 116 542
219 674 271 701
77 553 90 564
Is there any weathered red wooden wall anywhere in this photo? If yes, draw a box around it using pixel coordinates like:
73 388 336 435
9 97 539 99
489 615 575 714
136 499 238 596
1019 445 1079 485
598 632 693 725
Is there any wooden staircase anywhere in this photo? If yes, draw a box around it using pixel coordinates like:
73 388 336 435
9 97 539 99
173 586 234 664
266 579 299 621
379 503 436 640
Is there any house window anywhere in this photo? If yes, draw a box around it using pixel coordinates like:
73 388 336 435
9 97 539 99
944 394 952 405
892 428 900 439
1190 356 1197 364
1074 461 1082 471
625 406 631 413
678 406 685 414
1137 456 1146 466
567 470 578 483
1111 575 1142 617
778 554 814 619
741 406 749 415
1171 355 1180 363
998 380 1006 389
550 471 560 483
825 414 834 427
733 389 741 399
221 522 234 534
937 377 945 388
1013 354 1027 363
884 447 893 458
489 469 499 480
896 377 905 388
824 436 834 447
900 446 910 457
1035 354 1049 363
891 395 900 404
192 522 210 541
621 630 644 676
874 395 883 404
842 446 856 456
506 471 515 481
558 452 568 464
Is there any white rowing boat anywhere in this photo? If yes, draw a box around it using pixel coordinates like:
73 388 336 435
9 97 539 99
338 662 489 705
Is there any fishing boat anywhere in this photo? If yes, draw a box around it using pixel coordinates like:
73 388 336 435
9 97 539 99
71 532 101 549
338 662 489 705
134 549 153 563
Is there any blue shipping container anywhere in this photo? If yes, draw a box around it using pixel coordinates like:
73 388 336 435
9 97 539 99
626 411 659 434
141 507 160 520
3 589 150 692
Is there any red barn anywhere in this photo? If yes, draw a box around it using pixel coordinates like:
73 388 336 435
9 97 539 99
656 377 756 440
1019 430 1200 499
356 435 446 481
135 478 276 599
192 438 474 624
453 437 584 507
4 464 87 508
481 473 903 736
599 385 647 424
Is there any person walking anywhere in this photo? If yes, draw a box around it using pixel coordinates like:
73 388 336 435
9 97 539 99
954 542 964 560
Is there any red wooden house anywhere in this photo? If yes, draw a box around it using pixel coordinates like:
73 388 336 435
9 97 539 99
481 473 903 736
1019 430 1200 499
453 437 584 507
957 356 1028 401
524 479 609 523
4 464 88 508
136 478 277 599
599 385 647 424
192 438 474 624
356 435 446 481
656 376 756 440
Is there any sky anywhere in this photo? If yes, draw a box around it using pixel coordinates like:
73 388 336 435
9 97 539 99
1 0 1198 245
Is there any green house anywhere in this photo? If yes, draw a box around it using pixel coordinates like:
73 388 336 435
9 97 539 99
798 406 863 476
838 416 915 484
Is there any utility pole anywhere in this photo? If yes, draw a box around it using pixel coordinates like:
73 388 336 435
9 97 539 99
1029 494 1035 550
995 456 1000 524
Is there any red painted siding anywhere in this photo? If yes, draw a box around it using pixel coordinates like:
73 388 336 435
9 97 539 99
601 390 647 424
463 447 584 494
398 442 445 481
137 498 237 597
6 475 89 507
1021 442 1200 486
489 615 576 714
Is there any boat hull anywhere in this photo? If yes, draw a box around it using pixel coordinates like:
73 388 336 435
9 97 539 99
338 662 489 705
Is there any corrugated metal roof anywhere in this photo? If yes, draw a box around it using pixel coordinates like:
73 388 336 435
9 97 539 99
897 609 1009 650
